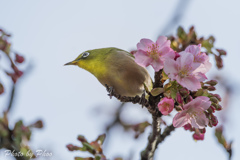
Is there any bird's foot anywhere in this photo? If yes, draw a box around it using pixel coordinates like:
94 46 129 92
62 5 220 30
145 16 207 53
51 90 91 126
105 84 115 99
105 84 149 107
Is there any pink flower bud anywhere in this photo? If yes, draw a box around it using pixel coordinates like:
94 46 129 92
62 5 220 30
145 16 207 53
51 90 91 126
216 49 227 56
210 97 218 104
176 92 183 104
211 115 218 126
15 70 23 77
213 94 222 101
185 95 193 103
15 54 25 63
193 132 205 140
202 86 208 89
183 124 192 130
179 88 189 97
205 80 218 86
208 106 216 113
66 144 80 151
215 104 223 111
207 86 216 91
32 120 43 128
215 55 223 69
77 135 88 143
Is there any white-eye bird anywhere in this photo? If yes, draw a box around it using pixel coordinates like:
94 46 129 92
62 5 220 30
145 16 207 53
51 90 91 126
65 47 153 97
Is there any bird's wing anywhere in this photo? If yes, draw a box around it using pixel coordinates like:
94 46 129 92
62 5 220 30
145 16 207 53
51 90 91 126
105 49 153 96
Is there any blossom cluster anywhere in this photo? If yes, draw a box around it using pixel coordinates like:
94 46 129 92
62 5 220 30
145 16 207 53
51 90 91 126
134 36 222 140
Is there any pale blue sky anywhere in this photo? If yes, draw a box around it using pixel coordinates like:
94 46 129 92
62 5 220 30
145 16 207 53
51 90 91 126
0 0 239 160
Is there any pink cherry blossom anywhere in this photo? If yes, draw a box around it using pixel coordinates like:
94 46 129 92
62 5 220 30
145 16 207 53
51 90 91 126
158 97 174 115
185 44 212 73
134 36 174 72
164 51 207 91
173 96 211 129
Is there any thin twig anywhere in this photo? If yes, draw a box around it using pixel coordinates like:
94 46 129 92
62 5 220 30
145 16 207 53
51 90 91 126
158 124 175 144
141 116 161 160
6 84 15 112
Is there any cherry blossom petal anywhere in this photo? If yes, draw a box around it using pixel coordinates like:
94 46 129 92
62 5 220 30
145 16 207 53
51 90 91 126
164 59 178 78
196 97 211 110
162 49 176 60
134 50 153 67
194 72 208 81
173 110 189 128
178 76 201 91
159 47 171 56
156 36 170 49
203 60 212 73
194 114 209 129
137 39 154 51
182 100 193 110
185 44 201 56
188 96 208 108
151 58 164 71
178 51 194 69
190 117 202 128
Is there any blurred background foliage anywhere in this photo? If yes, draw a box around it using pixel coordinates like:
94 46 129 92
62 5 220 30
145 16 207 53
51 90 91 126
0 0 239 160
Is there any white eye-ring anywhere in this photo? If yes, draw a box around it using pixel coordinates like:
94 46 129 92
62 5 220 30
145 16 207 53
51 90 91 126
82 52 90 58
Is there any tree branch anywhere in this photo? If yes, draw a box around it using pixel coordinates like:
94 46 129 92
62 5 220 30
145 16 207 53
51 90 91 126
158 124 175 144
105 84 163 117
141 123 175 160
141 116 161 160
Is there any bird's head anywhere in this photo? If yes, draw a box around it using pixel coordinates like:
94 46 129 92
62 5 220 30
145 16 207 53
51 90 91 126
64 48 115 76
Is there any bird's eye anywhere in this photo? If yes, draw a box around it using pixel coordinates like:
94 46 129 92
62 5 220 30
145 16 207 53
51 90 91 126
82 52 90 58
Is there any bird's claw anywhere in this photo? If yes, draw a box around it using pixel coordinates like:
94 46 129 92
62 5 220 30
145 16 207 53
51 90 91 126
105 84 114 99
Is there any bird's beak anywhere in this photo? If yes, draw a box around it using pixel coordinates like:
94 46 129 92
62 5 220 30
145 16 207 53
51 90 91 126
64 60 77 66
